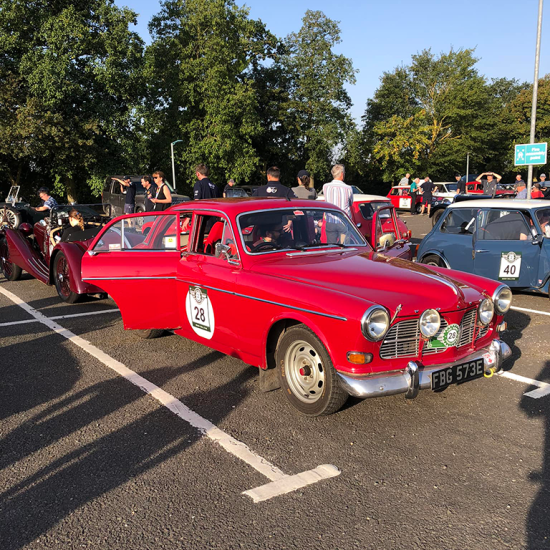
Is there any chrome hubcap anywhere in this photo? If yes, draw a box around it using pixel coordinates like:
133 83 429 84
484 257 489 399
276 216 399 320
284 340 325 403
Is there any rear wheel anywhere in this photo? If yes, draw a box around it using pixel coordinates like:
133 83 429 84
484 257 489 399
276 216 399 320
422 254 446 268
54 252 81 303
415 202 422 214
432 209 445 227
0 237 22 281
276 325 348 416
134 329 165 339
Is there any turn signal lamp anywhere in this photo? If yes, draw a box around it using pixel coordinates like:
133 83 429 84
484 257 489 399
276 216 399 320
347 352 373 365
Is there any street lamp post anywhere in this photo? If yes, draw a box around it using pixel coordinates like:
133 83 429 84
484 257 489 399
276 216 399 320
171 140 184 192
527 0 544 199
466 152 470 184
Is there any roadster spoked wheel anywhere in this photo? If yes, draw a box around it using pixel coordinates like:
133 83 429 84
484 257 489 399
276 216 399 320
0 237 22 281
54 252 80 303
0 206 22 229
276 325 348 416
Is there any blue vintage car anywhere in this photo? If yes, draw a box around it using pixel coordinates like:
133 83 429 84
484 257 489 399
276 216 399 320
417 199 550 295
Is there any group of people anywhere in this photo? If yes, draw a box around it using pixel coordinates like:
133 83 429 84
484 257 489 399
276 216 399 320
398 174 435 216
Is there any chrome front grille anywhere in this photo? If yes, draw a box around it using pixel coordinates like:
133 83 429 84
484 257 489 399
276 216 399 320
379 319 420 359
458 309 477 348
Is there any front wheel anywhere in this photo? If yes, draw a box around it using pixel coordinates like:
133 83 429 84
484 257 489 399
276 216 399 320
0 237 22 281
432 209 444 227
421 254 446 268
134 329 165 339
276 325 348 416
54 252 81 303
415 202 422 214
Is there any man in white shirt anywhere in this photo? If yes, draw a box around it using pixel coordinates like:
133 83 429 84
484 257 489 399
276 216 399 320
322 164 353 218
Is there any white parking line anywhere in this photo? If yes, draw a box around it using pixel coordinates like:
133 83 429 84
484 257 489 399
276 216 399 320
511 306 550 317
498 371 550 399
0 308 120 327
0 286 339 502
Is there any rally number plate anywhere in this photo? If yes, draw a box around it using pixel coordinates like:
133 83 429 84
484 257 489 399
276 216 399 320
431 358 484 391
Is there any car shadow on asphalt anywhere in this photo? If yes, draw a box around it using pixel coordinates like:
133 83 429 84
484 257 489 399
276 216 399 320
500 309 531 370
520 360 550 548
0 328 254 550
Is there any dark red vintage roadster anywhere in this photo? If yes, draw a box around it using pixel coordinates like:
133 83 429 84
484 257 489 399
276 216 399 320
0 204 110 303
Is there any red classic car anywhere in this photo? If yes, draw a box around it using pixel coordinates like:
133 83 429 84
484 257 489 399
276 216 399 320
387 186 425 213
0 205 110 303
81 198 514 416
465 182 516 197
318 194 412 259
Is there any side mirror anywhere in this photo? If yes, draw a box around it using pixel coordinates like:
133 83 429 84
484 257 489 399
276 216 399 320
215 242 231 259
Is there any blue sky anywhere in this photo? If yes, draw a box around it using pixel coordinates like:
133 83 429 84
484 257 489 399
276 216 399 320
114 0 549 122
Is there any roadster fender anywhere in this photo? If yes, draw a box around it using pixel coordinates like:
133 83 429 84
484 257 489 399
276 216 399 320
50 243 104 295
4 228 49 283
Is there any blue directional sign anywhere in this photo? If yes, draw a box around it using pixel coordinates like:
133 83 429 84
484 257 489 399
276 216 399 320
514 142 547 166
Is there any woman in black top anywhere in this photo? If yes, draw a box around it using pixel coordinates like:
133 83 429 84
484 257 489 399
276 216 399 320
60 209 84 241
151 171 172 211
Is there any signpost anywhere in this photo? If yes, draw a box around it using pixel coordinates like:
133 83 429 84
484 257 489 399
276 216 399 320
515 142 548 166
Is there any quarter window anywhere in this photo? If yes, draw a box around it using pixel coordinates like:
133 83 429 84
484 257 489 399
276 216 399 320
478 210 531 241
440 209 477 235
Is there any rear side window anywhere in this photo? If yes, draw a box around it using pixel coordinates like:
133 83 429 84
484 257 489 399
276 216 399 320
478 210 531 241
440 208 477 235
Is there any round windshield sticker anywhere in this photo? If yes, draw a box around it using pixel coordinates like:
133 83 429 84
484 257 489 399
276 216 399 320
186 286 215 340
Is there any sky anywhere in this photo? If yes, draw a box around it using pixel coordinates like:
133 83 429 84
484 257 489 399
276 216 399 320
114 0 549 122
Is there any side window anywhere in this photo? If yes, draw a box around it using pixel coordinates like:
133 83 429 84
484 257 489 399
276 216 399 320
111 182 121 195
375 216 395 249
216 220 240 262
192 215 226 255
440 208 477 235
179 212 193 250
390 189 399 196
478 210 531 241
92 215 180 252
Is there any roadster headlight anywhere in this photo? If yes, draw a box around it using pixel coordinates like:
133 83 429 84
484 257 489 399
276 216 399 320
419 309 441 337
478 298 494 326
361 306 390 342
492 285 512 314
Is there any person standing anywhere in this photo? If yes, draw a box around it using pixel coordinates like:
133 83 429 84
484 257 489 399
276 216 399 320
476 171 502 198
514 174 525 190
292 170 317 199
420 176 434 216
455 174 466 194
118 176 138 214
515 181 528 199
194 164 220 200
399 173 410 187
252 166 295 199
33 187 58 212
150 171 172 210
409 177 420 215
223 179 236 198
141 175 157 212
322 164 353 218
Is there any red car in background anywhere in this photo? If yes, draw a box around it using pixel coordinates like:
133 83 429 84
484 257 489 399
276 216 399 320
387 186 424 213
0 205 110 303
465 181 516 197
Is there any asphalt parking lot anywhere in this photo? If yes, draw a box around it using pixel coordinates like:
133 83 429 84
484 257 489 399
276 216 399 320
2 212 550 550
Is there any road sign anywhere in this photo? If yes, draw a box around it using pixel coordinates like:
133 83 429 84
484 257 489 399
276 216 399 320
514 142 547 166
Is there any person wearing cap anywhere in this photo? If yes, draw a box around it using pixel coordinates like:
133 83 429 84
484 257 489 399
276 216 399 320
475 171 502 198
117 176 138 214
223 178 236 198
515 180 527 199
292 170 317 200
33 187 58 211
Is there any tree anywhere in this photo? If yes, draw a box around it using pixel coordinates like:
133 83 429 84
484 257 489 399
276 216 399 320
0 0 145 201
280 10 357 184
144 0 278 192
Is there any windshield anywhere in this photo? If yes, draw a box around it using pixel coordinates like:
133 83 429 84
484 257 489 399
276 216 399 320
536 208 550 237
351 186 364 194
358 201 393 220
238 208 367 254
52 204 109 219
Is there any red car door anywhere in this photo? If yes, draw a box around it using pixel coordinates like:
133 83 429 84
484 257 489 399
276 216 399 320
82 212 182 330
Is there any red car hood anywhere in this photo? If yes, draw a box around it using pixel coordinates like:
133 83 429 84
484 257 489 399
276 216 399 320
250 251 490 317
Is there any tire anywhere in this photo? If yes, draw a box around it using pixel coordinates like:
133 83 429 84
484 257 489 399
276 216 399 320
276 325 348 416
54 252 81 303
0 237 22 281
415 202 422 214
134 329 165 339
1 207 22 229
432 209 444 227
422 254 446 268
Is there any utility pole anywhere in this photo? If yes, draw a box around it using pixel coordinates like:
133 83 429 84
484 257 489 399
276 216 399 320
527 0 544 198
171 140 184 192
466 152 470 184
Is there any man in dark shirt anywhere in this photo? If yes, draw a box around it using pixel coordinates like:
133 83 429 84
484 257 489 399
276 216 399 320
119 176 137 214
252 166 295 199
194 164 219 199
141 175 157 212
419 177 434 215
456 174 466 194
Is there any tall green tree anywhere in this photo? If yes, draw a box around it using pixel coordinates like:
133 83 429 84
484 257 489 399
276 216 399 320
144 0 278 192
280 10 357 184
0 0 144 201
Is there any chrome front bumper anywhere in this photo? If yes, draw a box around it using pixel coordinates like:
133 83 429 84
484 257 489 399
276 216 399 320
337 340 512 399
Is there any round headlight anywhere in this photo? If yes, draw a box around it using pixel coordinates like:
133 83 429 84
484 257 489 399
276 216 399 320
419 309 441 337
493 285 512 314
478 298 494 326
361 306 390 342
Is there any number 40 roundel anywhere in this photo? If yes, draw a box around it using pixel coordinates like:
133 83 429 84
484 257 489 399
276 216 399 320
186 286 215 340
